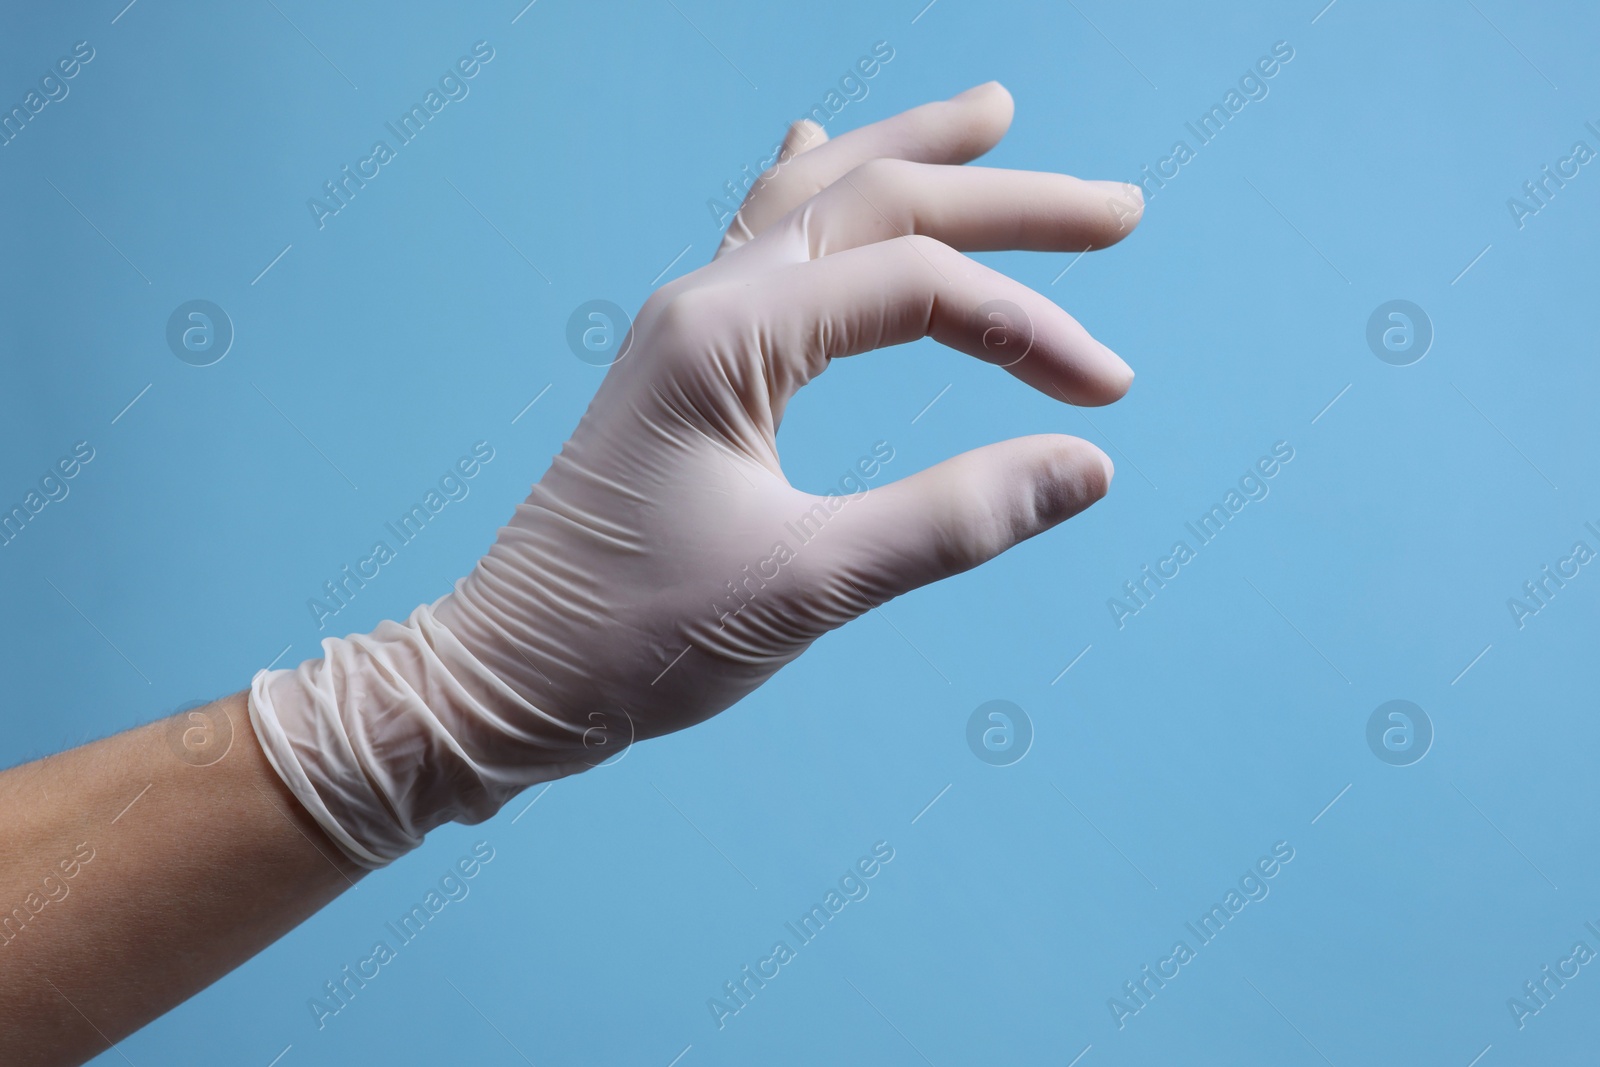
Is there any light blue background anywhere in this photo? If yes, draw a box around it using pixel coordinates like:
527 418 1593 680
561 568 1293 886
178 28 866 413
3 0 1598 1063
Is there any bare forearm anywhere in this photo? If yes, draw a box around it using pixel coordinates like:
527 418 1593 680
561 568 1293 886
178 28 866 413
0 693 364 1067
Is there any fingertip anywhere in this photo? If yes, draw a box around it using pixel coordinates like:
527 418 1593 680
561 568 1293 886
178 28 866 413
1122 182 1146 227
954 80 1010 102
1094 445 1115 491
1035 435 1115 522
1101 341 1135 398
962 80 1013 113
949 81 1015 145
1057 341 1134 408
1063 436 1113 499
785 118 828 155
1120 182 1145 227
1084 179 1145 245
1108 360 1135 403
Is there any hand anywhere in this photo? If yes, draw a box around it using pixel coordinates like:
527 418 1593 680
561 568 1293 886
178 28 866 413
250 81 1145 866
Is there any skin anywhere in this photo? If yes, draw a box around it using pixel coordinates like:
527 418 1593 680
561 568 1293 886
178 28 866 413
0 694 362 1066
0 82 1142 1066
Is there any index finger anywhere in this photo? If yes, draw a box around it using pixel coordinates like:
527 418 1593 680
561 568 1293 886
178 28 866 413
718 81 1015 254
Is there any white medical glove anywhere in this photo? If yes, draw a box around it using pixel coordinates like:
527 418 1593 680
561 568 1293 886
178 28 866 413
249 82 1144 866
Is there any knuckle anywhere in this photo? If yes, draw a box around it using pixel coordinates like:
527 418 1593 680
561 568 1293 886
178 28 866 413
898 232 949 257
895 232 958 274
848 156 911 193
646 285 744 362
651 287 713 339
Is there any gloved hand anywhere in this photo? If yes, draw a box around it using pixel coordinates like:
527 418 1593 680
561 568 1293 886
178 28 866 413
249 82 1143 866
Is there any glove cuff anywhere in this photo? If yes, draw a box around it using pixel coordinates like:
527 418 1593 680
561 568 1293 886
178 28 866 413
247 600 589 868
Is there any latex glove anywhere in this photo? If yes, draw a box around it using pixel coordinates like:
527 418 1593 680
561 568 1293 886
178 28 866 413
249 82 1144 866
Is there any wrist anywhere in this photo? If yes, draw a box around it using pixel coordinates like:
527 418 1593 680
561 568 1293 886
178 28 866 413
248 601 591 868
